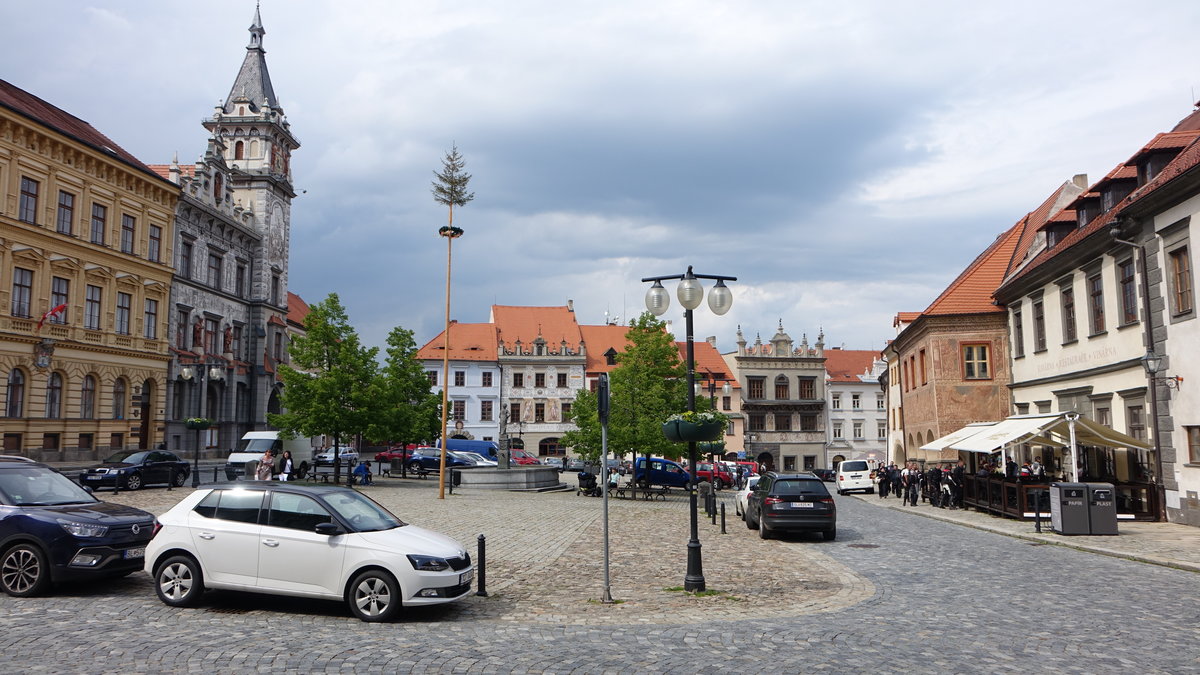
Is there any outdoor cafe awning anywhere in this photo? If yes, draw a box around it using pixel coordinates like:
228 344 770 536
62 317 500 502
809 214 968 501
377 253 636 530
945 412 1152 453
920 422 996 452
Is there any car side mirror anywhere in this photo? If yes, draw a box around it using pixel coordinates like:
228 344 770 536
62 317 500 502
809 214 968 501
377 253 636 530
315 522 342 536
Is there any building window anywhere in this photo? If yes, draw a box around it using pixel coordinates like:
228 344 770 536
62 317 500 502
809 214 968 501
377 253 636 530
481 371 493 388
10 268 33 318
1032 299 1046 352
144 299 158 339
231 325 242 357
5 370 25 417
1186 426 1200 464
272 331 282 362
962 344 991 380
177 310 189 349
451 400 465 421
534 402 545 422
919 350 927 385
1088 272 1105 334
832 423 843 439
179 241 193 278
1095 405 1111 427
1126 403 1145 441
56 191 75 235
774 376 789 400
877 394 885 410
207 253 223 289
45 373 62 418
121 215 136 254
775 413 791 431
1169 247 1193 316
271 274 280 306
452 371 465 387
112 379 127 419
480 400 493 421
535 373 546 388
115 293 132 334
509 403 520 424
851 393 861 410
426 371 437 386
722 396 731 411
235 264 246 297
513 373 524 388
877 421 887 439
557 373 567 388
1118 258 1138 325
18 177 39 223
1061 286 1077 343
853 421 863 439
748 414 765 431
204 318 219 354
831 394 841 410
800 414 817 432
747 377 764 400
90 204 107 244
81 285 100 330
80 375 96 419
1011 308 1025 357
798 377 815 400
561 401 572 418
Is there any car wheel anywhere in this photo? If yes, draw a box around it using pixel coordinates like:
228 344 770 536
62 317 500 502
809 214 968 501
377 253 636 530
823 528 837 541
746 509 759 530
173 470 187 487
407 461 423 474
867 487 875 494
759 521 772 540
714 478 724 490
1 543 50 597
155 555 204 607
837 489 844 496
125 473 143 491
347 569 400 622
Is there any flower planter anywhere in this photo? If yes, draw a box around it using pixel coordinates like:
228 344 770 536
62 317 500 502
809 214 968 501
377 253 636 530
184 419 211 430
662 420 723 443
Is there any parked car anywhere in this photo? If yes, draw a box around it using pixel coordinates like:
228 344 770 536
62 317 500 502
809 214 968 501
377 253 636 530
406 448 472 473
835 460 873 495
374 448 412 464
693 462 734 489
811 468 836 482
632 457 690 489
734 475 761 518
1 456 156 597
314 446 359 466
564 458 586 471
744 471 836 540
146 483 474 621
79 450 191 490
450 451 497 466
509 448 540 465
541 457 563 469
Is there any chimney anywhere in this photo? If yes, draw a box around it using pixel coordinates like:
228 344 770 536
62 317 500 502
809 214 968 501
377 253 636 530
1072 174 1089 189
706 336 718 347
566 299 574 312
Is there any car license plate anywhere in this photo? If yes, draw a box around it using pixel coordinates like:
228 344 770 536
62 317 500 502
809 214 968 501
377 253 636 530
791 502 815 508
124 547 145 559
85 475 100 481
850 474 862 478
459 569 474 586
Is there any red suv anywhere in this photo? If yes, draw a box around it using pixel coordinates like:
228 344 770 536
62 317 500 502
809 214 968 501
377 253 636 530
694 462 734 489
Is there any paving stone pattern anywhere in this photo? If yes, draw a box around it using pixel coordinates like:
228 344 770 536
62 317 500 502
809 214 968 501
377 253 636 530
1 475 1197 673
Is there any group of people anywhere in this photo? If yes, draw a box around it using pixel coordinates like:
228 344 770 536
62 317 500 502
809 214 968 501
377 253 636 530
876 461 966 509
254 449 298 481
977 457 1047 481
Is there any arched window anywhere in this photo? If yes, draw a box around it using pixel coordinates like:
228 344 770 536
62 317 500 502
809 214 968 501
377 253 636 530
774 375 789 400
249 140 259 158
81 375 96 418
112 378 127 419
6 369 26 417
234 140 244 160
45 373 63 418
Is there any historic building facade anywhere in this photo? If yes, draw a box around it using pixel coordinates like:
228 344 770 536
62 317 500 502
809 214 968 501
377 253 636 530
156 6 300 457
823 348 887 468
1 78 178 458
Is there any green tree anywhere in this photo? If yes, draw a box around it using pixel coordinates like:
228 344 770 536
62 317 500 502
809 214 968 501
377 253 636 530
267 293 378 484
431 143 475 232
365 326 442 462
562 312 688 473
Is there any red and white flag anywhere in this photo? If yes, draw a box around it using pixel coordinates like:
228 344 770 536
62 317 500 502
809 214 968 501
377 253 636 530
37 303 68 331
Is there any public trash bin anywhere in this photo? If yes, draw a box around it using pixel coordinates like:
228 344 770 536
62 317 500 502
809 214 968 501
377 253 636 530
1086 482 1118 535
1049 482 1090 535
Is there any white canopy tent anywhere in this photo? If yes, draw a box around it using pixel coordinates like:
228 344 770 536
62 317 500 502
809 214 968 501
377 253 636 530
919 422 996 452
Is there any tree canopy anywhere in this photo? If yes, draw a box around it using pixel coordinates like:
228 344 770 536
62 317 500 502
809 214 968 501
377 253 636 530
364 326 441 448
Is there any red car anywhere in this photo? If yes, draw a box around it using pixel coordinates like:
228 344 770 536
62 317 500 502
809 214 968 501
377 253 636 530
510 448 539 465
374 447 413 463
694 462 734 489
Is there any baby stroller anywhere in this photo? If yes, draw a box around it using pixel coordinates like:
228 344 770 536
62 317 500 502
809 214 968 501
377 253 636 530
577 470 601 497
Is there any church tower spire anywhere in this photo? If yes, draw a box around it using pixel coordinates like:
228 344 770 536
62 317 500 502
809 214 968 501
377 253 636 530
224 1 278 115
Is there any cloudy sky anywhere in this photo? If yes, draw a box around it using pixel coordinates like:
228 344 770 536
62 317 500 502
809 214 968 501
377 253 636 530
5 1 1200 354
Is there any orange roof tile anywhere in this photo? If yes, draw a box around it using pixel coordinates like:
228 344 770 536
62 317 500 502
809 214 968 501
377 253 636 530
823 349 880 384
678 340 741 388
921 220 1024 317
893 312 921 327
147 164 198 181
286 292 310 328
416 322 499 362
491 305 582 352
579 324 631 373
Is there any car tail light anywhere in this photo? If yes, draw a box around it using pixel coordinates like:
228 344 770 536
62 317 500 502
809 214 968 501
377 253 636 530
152 519 162 538
816 497 834 504
837 475 844 482
764 496 783 505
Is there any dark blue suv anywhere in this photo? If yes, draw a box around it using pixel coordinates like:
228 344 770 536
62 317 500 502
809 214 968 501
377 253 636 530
0 456 156 597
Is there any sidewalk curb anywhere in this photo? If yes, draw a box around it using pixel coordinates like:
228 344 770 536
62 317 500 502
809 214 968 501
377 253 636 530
850 495 1200 575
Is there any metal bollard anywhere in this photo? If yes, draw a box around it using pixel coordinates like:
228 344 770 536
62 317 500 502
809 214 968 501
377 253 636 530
475 534 488 597
720 502 726 534
710 495 717 524
166 467 173 492
213 466 220 483
1034 489 1042 533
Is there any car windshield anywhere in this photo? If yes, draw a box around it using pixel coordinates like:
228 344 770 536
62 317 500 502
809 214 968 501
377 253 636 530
0 467 97 506
772 479 829 497
841 461 869 472
323 490 405 532
237 438 280 453
104 450 149 464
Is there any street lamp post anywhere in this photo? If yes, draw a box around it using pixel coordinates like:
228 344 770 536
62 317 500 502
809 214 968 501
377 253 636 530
643 266 736 593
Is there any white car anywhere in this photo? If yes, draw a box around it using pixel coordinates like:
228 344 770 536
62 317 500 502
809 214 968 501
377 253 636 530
314 446 359 466
835 460 874 495
145 484 474 622
735 475 761 519
450 451 497 466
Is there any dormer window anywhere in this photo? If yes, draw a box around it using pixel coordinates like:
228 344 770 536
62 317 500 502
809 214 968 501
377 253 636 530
604 348 618 366
1046 223 1075 248
1101 183 1133 212
1076 200 1101 228
1139 153 1173 186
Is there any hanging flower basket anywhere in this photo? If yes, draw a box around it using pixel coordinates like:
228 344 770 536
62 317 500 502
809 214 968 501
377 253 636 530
662 410 727 443
184 417 212 430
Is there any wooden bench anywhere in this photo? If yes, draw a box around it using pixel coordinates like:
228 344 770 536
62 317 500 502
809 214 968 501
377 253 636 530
615 484 668 500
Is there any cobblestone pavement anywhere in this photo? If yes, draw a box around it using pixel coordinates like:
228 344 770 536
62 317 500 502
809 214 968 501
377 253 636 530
1 475 1197 673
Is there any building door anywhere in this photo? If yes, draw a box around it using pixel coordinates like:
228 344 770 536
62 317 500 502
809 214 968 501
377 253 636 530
138 380 154 449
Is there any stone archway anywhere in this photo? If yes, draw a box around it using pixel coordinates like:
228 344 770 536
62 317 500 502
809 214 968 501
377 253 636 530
755 451 774 473
831 454 845 470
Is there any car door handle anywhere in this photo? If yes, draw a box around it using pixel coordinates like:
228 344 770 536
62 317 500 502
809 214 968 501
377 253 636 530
262 539 279 548
198 532 215 540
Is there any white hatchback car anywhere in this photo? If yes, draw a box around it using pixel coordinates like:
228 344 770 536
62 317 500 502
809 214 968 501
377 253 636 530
145 484 474 622
734 475 761 519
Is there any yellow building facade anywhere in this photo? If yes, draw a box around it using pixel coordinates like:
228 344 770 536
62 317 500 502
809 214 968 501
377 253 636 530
1 79 178 459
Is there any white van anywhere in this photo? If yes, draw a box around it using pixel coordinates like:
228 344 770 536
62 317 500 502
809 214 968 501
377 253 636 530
835 459 874 495
224 431 315 480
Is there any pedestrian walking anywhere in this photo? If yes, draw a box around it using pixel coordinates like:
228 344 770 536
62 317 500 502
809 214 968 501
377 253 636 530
902 463 920 506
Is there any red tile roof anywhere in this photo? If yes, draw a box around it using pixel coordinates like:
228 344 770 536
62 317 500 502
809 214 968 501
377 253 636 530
147 164 197 181
415 322 499 362
0 78 170 186
823 349 881 383
893 312 921 327
491 305 582 352
679 340 741 389
286 292 310 328
579 324 631 373
919 220 1024 317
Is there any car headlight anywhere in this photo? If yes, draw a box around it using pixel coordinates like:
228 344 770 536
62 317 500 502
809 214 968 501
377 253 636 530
58 520 108 538
407 554 450 571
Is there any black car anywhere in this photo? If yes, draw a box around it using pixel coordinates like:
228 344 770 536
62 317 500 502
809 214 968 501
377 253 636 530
406 448 472 474
0 456 156 596
744 471 837 541
79 450 190 490
811 468 836 482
